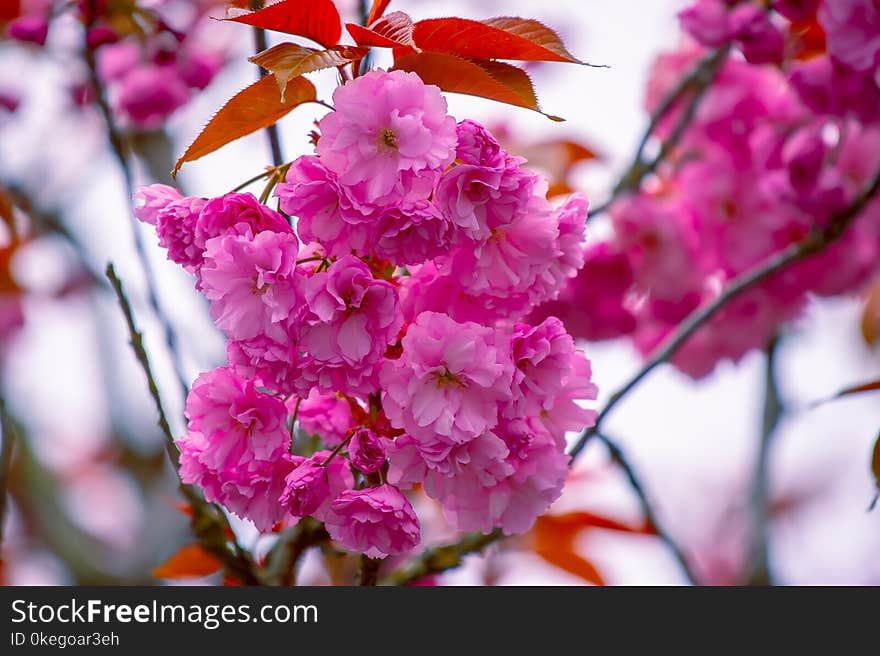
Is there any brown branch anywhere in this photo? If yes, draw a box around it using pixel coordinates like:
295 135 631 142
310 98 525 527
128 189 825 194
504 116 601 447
82 9 190 401
594 432 698 584
105 263 260 585
589 46 729 220
262 518 328 586
745 335 784 585
359 555 382 586
0 397 18 549
381 529 502 586
250 0 285 168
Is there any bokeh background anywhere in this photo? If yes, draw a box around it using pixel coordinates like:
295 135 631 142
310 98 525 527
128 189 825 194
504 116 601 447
1 0 878 585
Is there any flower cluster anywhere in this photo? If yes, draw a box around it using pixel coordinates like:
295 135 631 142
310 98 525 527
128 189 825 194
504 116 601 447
531 0 880 378
136 70 597 558
3 0 228 129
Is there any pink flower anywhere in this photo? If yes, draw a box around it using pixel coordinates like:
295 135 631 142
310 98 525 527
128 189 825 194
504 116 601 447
115 65 190 129
440 192 558 309
528 193 589 304
371 200 455 265
155 196 207 271
183 366 289 465
179 439 294 531
275 156 374 258
349 428 385 474
227 335 301 395
295 390 355 447
819 0 880 73
177 366 291 530
728 4 784 65
381 311 514 445
177 47 223 90
279 450 354 520
508 317 586 416
317 69 457 205
195 192 291 252
325 485 420 558
7 15 49 46
455 119 507 168
398 262 505 325
611 193 705 301
298 255 402 396
201 230 303 342
527 241 637 342
133 184 182 226
678 0 730 47
98 42 140 83
434 157 538 241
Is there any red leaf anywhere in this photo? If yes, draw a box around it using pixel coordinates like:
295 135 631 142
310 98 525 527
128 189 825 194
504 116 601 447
533 514 605 585
812 379 880 407
392 52 562 120
225 0 342 49
412 16 582 63
153 544 222 579
250 43 368 98
346 11 417 52
861 282 880 346
366 0 392 26
0 1 20 22
173 74 317 175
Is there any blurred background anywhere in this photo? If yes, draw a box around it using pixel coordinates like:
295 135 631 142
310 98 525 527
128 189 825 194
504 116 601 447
1 0 878 585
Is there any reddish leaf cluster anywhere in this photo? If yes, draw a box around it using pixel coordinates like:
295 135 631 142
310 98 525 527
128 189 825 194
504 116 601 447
175 0 592 173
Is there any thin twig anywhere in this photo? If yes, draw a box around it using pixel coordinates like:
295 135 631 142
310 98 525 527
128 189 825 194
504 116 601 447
263 518 328 586
589 46 729 220
595 432 698 584
745 335 784 585
250 0 285 168
105 263 259 585
359 555 381 586
82 12 190 401
0 397 18 548
381 530 502 586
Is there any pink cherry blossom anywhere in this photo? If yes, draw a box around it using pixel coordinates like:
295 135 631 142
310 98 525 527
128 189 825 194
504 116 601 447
177 366 291 530
316 69 457 205
114 65 191 129
201 230 303 342
348 428 385 474
155 196 207 271
275 156 374 258
195 192 291 252
381 311 514 445
295 390 355 447
298 255 402 396
434 156 539 241
133 184 182 226
324 485 420 559
279 450 354 521
371 200 456 266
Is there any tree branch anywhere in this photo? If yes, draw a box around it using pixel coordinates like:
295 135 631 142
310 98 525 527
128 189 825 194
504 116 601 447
381 530 502 586
250 0 285 168
745 335 784 585
0 397 18 549
588 46 729 220
105 263 259 585
82 11 190 401
594 432 699 584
